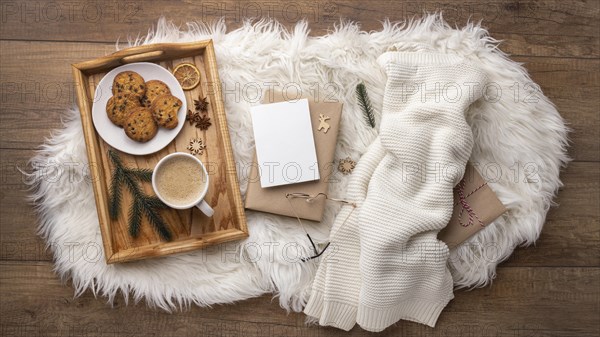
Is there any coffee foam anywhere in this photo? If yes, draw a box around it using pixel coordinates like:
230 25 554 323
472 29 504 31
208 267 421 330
155 156 206 206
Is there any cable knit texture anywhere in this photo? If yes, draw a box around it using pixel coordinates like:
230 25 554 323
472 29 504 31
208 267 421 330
304 51 488 332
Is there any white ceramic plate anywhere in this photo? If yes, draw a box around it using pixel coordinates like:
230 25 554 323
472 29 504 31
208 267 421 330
92 62 187 156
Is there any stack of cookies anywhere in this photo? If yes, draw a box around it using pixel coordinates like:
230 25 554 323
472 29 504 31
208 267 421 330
106 71 183 142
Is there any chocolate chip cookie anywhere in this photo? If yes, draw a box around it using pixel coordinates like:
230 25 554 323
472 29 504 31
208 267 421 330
124 107 158 142
112 71 146 97
142 80 171 107
150 94 182 129
106 93 142 127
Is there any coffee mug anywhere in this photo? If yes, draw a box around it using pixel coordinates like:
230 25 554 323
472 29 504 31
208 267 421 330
152 152 214 217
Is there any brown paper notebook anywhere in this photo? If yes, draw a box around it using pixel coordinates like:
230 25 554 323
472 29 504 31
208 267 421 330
438 163 507 249
244 91 343 222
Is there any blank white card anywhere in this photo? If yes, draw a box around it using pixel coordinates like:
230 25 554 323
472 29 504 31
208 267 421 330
250 99 320 188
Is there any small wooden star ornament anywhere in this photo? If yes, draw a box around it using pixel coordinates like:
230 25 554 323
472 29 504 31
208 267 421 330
338 157 356 175
187 138 206 155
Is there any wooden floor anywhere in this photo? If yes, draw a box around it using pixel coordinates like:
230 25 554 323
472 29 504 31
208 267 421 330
1 1 598 336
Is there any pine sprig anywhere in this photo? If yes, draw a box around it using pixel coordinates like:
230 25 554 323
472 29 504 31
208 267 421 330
108 149 172 241
140 196 172 241
356 83 375 128
109 168 123 220
128 198 142 238
128 168 153 182
145 195 168 209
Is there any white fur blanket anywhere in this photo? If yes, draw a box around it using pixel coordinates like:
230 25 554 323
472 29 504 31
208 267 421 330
26 15 569 312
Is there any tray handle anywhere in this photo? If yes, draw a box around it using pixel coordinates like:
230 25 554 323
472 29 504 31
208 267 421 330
120 50 165 64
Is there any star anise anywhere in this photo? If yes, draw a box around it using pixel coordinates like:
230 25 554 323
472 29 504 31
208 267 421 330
194 96 209 112
186 109 197 126
195 115 212 130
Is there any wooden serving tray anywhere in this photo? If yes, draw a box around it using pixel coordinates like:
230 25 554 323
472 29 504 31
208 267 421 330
72 41 248 264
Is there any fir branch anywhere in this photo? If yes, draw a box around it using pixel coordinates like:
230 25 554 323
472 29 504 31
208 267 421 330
128 198 142 238
108 148 124 168
121 165 144 198
145 195 168 209
109 167 123 220
356 83 375 128
126 168 153 182
140 196 172 241
107 149 173 241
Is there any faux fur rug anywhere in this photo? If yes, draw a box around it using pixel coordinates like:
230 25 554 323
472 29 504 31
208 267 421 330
26 15 569 312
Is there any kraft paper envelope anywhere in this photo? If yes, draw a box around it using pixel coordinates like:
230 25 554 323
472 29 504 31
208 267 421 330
244 91 343 222
438 163 507 249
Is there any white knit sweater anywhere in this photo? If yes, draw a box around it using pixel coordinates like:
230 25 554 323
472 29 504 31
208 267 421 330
304 51 487 331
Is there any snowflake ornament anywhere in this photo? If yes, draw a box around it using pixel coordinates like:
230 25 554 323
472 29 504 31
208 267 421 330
338 157 356 175
187 138 206 155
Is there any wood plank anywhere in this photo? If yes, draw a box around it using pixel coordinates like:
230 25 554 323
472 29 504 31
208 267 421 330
0 261 598 336
0 0 598 56
494 32 599 58
0 148 53 261
502 161 600 266
513 57 600 161
0 41 115 148
2 148 598 267
1 40 597 160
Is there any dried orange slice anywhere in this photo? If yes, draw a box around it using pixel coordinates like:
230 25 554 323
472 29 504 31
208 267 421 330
173 63 200 90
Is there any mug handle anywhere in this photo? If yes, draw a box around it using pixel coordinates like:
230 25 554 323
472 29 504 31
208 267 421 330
195 200 214 217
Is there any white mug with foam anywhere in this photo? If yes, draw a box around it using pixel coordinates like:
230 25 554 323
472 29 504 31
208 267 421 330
152 152 214 217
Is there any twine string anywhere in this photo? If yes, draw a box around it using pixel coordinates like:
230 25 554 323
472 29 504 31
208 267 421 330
285 192 356 261
455 180 487 227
